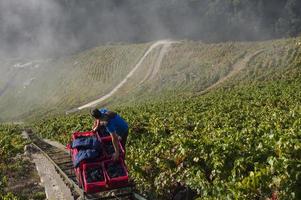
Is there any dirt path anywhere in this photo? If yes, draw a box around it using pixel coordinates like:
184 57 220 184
201 50 264 93
138 42 173 85
75 40 174 110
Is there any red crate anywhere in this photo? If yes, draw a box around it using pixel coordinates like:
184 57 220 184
101 136 125 159
82 162 107 193
70 149 84 187
71 148 78 164
103 159 129 188
72 131 96 140
71 148 84 170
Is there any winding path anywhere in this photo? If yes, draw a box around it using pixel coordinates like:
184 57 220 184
67 40 174 113
138 42 173 85
67 43 262 114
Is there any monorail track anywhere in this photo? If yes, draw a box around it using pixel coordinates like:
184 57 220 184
26 130 147 200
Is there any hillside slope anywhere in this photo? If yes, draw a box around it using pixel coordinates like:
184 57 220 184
31 60 301 199
17 36 301 199
0 37 301 121
0 43 149 120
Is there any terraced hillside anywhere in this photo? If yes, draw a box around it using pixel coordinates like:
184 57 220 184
1 37 301 121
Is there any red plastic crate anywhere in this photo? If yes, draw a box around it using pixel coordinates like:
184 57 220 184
101 136 125 159
82 162 107 193
103 158 129 188
72 131 96 140
70 149 84 187
71 149 94 189
71 148 85 171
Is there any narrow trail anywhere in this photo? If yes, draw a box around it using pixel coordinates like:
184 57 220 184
71 40 174 112
138 42 173 85
201 49 264 93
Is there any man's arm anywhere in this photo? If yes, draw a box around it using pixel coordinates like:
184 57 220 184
111 132 120 161
92 119 99 132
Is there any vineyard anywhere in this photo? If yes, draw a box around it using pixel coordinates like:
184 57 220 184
0 36 300 199
103 38 301 118
31 76 301 199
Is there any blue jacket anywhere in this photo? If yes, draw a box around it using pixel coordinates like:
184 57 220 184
99 109 129 138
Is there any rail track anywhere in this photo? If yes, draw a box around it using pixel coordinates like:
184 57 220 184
26 130 147 200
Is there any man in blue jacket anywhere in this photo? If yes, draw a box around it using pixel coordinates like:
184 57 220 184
91 108 129 161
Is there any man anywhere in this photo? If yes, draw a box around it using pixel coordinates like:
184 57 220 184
91 108 128 160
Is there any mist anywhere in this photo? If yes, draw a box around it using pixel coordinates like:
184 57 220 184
0 0 300 59
0 0 77 58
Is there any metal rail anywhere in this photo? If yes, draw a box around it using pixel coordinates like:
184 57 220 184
27 131 147 200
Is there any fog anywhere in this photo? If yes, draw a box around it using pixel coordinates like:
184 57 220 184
0 0 299 58
0 0 77 58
